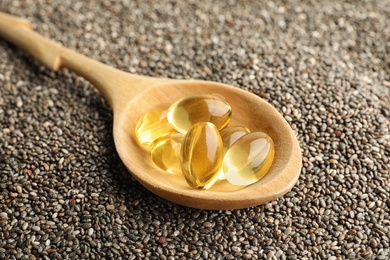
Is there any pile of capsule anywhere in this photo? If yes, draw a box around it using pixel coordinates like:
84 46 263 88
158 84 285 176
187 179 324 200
135 94 274 190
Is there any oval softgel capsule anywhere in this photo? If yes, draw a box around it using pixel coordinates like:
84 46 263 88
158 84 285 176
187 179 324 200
181 122 223 189
167 94 232 134
222 132 275 186
150 132 184 175
135 104 175 145
220 126 251 153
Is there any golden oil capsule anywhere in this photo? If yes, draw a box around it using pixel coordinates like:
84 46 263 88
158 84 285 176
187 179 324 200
222 132 274 186
220 126 251 152
150 133 184 175
167 94 232 134
181 122 223 189
135 104 174 145
217 126 251 180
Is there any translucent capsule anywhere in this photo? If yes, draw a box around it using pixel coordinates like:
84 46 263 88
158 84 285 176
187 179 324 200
135 104 174 145
150 133 184 175
222 132 274 186
220 126 251 152
217 126 251 180
167 94 232 134
181 122 223 189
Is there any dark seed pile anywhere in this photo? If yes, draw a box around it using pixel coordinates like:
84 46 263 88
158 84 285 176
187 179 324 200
1 0 389 259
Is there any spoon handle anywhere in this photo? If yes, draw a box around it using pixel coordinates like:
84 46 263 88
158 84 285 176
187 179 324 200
0 12 63 70
0 12 154 111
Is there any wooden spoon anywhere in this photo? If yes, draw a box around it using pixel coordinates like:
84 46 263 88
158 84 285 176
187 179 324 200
0 12 302 210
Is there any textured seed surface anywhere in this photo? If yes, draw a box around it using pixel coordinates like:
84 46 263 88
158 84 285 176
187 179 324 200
0 0 389 259
168 94 232 133
181 122 223 189
150 132 184 175
135 104 173 145
223 132 275 185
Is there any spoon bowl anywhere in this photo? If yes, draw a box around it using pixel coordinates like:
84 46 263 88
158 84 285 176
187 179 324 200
0 12 302 210
119 81 301 209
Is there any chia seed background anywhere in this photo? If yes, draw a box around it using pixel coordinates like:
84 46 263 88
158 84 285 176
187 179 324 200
0 0 389 259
